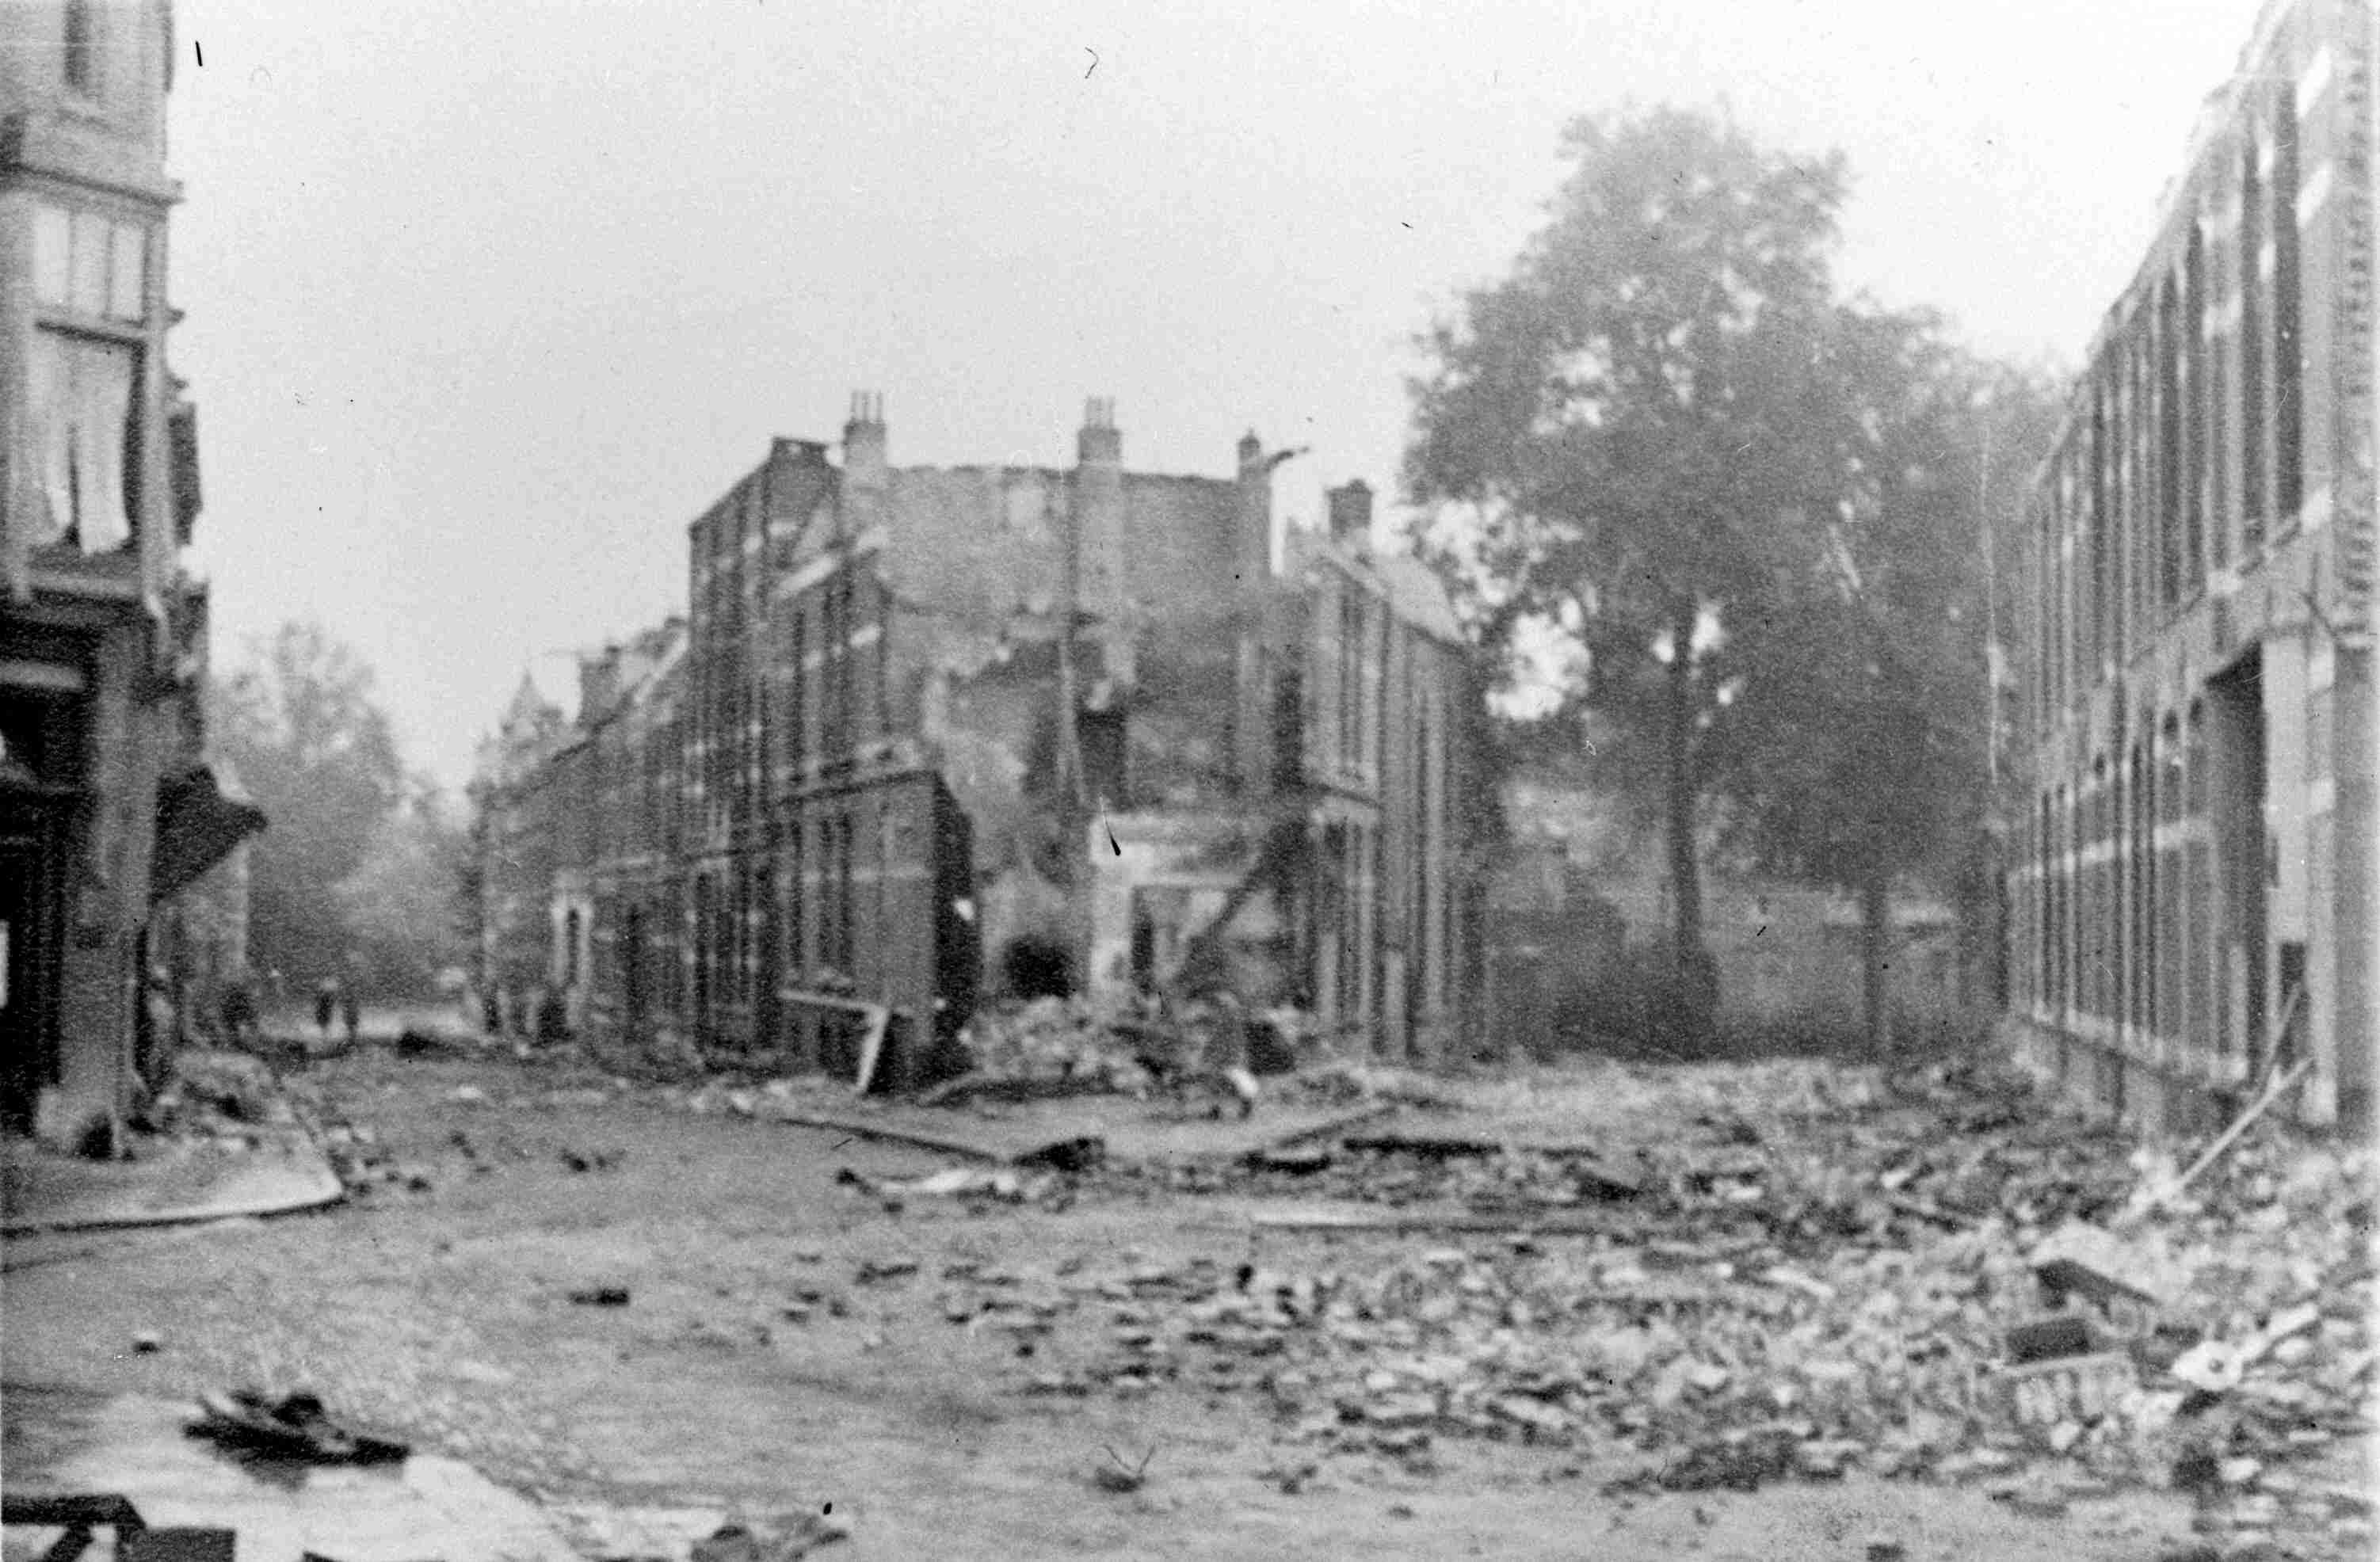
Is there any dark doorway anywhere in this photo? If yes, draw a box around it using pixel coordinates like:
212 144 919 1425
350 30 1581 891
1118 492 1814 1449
0 806 66 1134
692 875 715 1050
622 903 647 1037
2206 652 2267 1074
1131 898 1158 994
1079 706 1128 811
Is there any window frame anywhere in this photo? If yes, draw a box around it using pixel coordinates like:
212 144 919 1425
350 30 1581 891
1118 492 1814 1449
61 0 99 101
25 196 154 558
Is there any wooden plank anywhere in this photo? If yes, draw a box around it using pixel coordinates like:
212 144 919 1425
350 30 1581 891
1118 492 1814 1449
1249 1206 1611 1236
766 1110 1007 1164
2153 1057 2313 1213
1262 1103 1401 1148
850 1004 895 1095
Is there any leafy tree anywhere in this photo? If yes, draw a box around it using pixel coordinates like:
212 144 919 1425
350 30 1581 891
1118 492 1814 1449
1405 108 1853 1025
332 790 471 994
210 621 406 992
1720 314 2065 1052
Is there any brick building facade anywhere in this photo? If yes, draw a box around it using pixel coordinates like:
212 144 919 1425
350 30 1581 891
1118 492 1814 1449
1999 0 2378 1132
2 0 257 1147
471 398 1483 1088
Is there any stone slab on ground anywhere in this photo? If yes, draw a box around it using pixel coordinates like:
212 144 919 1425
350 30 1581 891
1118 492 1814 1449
2 1132 343 1236
762 1094 1394 1167
1346 1106 1655 1157
1239 1199 1617 1236
0 1385 576 1562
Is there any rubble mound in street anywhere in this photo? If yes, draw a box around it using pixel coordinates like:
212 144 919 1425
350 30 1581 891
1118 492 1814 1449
928 996 1366 1109
940 997 1159 1099
1022 1056 2374 1559
151 1050 301 1133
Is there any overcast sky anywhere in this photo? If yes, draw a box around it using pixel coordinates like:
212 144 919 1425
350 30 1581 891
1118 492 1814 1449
164 0 2260 790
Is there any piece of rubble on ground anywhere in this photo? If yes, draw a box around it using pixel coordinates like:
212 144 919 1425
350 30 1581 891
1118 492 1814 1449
894 1053 2373 1558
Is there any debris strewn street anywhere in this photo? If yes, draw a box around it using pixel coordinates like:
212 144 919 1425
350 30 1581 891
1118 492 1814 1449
6 1013 2370 1559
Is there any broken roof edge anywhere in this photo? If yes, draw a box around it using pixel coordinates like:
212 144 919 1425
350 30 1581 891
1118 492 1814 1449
681 437 836 538
574 618 690 737
880 462 1240 492
1291 528 1467 645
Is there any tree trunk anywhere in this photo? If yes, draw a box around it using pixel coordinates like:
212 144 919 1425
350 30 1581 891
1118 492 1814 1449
1860 870 1890 1063
1663 602 1711 1031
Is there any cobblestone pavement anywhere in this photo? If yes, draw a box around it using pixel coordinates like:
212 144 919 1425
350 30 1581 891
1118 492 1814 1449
2 1027 2234 1560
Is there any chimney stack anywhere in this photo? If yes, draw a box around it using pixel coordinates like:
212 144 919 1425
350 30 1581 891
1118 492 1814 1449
578 645 622 722
1073 398 1124 621
843 390 887 539
1326 479 1374 547
1234 431 1276 589
1077 396 1121 467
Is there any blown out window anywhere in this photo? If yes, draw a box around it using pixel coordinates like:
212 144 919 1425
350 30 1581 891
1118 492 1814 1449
25 202 147 554
25 332 139 553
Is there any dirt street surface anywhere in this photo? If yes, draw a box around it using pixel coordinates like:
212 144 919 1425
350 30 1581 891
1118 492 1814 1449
6 1022 2371 1560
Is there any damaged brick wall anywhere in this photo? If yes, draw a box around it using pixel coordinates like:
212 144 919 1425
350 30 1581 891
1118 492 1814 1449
471 396 1482 1088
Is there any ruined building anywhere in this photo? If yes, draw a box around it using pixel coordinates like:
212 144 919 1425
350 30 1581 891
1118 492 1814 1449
472 398 1485 1088
2000 0 2377 1132
2 0 261 1145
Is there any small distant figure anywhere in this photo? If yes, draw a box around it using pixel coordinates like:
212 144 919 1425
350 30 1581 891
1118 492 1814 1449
341 986 361 1047
314 977 339 1042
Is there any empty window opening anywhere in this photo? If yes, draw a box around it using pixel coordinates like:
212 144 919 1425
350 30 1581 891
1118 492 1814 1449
2241 136 2268 547
2184 222 2206 585
1003 933 1076 1000
2273 97 2305 524
2158 276 2184 606
24 331 139 553
63 0 95 93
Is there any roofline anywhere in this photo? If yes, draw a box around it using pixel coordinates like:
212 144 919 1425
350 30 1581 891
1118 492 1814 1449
2030 0 2327 495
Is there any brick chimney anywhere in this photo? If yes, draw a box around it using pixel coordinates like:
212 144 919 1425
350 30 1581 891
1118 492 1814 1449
1234 432 1272 587
1074 398 1123 619
578 645 622 722
1326 480 1374 548
842 390 887 542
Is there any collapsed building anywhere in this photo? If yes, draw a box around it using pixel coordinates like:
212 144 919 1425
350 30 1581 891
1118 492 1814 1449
471 398 1488 1089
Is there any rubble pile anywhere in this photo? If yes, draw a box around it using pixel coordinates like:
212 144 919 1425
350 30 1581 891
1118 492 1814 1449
945 998 1159 1097
934 998 1353 1107
1013 1061 2373 1556
142 1050 300 1137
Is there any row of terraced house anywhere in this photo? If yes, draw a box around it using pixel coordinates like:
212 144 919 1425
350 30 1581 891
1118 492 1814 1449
470 398 1489 1091
1998 0 2379 1133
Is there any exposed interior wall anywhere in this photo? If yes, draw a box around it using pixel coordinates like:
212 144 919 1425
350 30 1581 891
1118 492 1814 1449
472 407 1479 1087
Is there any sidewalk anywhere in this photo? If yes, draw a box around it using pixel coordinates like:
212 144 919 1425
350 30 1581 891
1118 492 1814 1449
2 1385 576 1562
1 1130 342 1236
